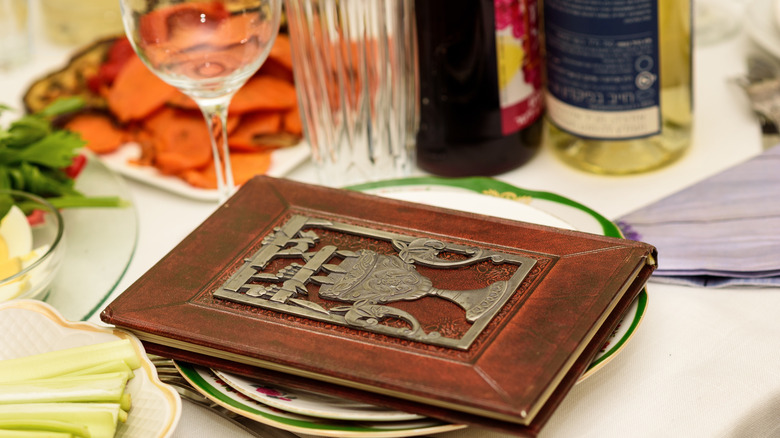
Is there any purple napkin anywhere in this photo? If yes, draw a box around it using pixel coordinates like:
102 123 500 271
616 145 780 287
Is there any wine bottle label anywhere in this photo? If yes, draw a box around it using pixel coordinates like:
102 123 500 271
543 0 661 140
494 0 543 136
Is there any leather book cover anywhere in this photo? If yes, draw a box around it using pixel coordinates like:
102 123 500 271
101 176 656 436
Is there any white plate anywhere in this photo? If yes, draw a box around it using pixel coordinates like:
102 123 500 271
0 300 181 438
98 142 310 201
44 151 138 322
180 177 647 435
176 364 464 438
212 369 425 422
353 176 647 377
745 0 780 59
207 191 581 424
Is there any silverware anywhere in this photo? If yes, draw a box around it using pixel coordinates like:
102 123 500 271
735 52 780 149
148 355 301 438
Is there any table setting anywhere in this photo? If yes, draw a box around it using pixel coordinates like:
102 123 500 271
3 0 780 437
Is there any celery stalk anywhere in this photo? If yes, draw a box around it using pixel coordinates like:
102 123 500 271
118 393 131 412
0 419 89 437
0 373 129 405
0 430 74 437
0 340 140 384
0 403 121 438
60 362 133 379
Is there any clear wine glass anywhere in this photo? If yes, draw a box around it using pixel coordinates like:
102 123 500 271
118 0 282 202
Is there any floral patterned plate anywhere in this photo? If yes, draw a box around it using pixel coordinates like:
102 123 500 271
212 369 424 422
176 363 465 438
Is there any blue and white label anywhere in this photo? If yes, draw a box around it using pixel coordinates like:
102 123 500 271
543 0 661 139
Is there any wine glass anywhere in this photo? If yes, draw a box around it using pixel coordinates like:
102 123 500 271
118 0 282 202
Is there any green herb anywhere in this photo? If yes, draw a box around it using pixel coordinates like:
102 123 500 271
0 97 125 221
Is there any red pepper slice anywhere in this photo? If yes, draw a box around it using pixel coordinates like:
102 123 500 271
26 209 45 226
63 154 88 179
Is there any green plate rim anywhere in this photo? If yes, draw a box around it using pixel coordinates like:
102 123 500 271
176 363 454 433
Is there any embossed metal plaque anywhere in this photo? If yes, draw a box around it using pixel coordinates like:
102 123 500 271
215 214 536 350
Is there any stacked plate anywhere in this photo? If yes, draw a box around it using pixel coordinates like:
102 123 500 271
172 178 649 437
176 362 462 437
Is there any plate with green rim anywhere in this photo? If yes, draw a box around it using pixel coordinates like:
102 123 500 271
174 176 647 434
348 176 647 378
43 152 138 322
176 363 465 438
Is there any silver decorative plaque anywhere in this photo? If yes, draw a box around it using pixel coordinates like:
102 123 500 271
215 214 536 350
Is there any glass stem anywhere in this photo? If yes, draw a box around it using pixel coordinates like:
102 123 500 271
199 101 235 203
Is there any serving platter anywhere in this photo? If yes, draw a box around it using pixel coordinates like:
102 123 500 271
0 300 181 438
98 141 310 201
44 152 138 322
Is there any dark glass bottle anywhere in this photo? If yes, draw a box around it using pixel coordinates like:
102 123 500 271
414 0 544 177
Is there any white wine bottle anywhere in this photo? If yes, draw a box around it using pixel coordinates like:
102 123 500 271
542 0 692 175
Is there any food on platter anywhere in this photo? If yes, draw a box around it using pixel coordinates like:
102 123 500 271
24 34 302 190
0 339 142 437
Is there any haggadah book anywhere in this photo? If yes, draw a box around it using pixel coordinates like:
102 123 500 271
102 176 656 436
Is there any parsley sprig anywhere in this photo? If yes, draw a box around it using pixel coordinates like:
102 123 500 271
0 98 126 220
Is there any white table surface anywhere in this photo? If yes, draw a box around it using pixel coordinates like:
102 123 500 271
3 4 779 437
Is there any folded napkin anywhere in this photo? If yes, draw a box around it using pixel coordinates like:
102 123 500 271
616 145 780 287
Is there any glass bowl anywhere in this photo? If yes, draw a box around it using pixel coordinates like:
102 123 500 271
0 190 65 302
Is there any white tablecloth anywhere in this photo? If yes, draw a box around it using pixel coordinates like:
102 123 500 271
3 6 779 437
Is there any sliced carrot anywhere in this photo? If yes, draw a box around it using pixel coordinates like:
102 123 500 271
231 151 273 185
228 112 282 150
168 75 299 114
257 58 295 84
65 112 128 154
230 76 297 114
143 107 214 174
107 55 179 122
268 34 293 72
87 37 135 94
138 2 229 46
282 106 302 136
127 128 156 167
226 114 241 134
166 90 199 111
181 150 272 189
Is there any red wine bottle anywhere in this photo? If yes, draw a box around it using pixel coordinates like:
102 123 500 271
414 0 544 177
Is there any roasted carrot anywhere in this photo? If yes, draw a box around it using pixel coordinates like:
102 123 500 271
282 106 302 136
143 108 214 174
181 150 272 189
257 58 295 84
230 76 297 114
65 112 128 154
228 112 283 150
87 37 135 95
107 55 179 122
168 75 297 115
138 2 229 46
268 34 293 72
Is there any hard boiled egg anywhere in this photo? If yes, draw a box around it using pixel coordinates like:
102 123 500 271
0 206 37 301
